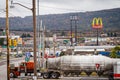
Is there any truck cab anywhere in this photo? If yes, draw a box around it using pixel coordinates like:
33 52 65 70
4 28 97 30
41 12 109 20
10 62 35 78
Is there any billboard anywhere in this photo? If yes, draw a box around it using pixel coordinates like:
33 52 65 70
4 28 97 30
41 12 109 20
92 18 103 29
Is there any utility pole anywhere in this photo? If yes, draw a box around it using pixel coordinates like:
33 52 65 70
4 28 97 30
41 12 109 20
10 0 37 79
6 0 10 80
32 0 37 79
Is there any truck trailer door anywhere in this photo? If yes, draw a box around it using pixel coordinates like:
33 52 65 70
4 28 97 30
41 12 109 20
114 62 120 79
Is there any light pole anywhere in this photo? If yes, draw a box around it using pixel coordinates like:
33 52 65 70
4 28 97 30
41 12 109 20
74 16 78 45
70 15 78 46
70 16 73 46
10 0 37 78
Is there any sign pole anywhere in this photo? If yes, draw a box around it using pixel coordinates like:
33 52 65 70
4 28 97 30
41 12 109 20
97 28 99 46
92 17 103 46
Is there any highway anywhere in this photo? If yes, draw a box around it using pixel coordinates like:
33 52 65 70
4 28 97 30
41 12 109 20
0 57 25 80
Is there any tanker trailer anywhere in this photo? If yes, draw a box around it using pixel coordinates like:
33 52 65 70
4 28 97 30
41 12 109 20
43 55 120 79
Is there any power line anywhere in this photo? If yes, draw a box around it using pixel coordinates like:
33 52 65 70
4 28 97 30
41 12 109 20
39 5 84 12
0 9 16 17
10 0 84 12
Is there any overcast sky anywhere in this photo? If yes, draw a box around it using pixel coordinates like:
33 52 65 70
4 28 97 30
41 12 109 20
0 0 120 17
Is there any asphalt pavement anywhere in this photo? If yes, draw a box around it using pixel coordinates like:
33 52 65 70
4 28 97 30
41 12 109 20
10 76 109 80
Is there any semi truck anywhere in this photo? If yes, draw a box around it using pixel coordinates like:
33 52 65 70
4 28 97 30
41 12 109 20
10 55 120 79
43 55 120 79
9 62 39 78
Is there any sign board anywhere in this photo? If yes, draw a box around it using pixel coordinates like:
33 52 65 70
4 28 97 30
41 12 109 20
25 52 31 62
95 63 100 70
92 18 103 29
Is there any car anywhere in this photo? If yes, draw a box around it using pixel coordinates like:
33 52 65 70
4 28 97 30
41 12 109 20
14 54 23 58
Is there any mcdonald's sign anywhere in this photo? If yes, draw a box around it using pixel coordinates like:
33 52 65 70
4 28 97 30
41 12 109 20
92 17 103 29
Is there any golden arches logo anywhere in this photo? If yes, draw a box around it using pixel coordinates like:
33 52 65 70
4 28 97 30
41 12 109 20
92 17 103 28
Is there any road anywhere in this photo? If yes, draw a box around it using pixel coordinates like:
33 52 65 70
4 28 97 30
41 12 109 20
0 57 25 80
10 76 109 80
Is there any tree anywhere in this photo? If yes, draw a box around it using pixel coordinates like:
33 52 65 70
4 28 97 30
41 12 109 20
109 46 120 58
27 34 32 37
61 31 65 36
0 38 4 46
21 33 26 38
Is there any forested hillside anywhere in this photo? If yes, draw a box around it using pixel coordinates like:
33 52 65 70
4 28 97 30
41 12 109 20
0 8 120 31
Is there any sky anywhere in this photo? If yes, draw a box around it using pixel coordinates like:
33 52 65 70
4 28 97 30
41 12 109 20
0 0 120 17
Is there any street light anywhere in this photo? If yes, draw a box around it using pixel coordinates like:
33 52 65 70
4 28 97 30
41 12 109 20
10 0 37 79
70 16 73 46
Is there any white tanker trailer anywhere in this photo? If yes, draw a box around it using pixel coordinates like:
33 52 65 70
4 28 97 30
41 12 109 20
42 55 120 79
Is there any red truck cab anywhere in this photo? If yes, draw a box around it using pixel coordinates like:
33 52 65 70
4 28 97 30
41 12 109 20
10 62 35 78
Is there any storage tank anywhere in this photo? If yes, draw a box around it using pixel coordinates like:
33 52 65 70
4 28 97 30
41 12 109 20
47 55 120 76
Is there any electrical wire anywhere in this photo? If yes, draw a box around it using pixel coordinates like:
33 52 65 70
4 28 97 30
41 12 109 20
0 8 17 17
11 0 84 12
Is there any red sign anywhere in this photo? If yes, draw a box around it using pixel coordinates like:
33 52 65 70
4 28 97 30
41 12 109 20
95 63 100 69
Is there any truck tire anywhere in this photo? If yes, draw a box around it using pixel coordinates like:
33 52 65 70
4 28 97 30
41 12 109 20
10 72 15 78
108 71 114 80
63 72 69 77
86 72 92 76
97 71 104 76
43 72 50 79
51 72 59 79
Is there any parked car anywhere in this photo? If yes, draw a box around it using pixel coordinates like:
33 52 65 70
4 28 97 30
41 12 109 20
14 54 23 58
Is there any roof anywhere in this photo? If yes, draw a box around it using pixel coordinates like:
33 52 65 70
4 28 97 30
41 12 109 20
59 46 115 50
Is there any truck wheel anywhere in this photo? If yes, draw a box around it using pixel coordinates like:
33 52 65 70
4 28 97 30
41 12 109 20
51 72 59 79
64 72 69 77
76 72 80 77
10 72 14 78
97 71 104 76
43 72 50 79
25 73 27 76
86 72 92 76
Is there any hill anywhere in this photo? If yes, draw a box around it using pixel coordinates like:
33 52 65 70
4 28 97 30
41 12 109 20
0 8 120 31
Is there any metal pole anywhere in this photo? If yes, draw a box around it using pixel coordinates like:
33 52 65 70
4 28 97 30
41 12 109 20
32 0 37 78
70 19 72 46
42 26 45 69
37 0 41 71
6 0 10 80
75 19 77 45
40 20 43 68
97 28 99 46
